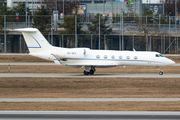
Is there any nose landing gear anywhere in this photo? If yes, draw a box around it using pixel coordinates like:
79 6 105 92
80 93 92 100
159 71 163 75
157 67 163 75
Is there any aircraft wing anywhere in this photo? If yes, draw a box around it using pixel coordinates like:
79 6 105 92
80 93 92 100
64 63 117 68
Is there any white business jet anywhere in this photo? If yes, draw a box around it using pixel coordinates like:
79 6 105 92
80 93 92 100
15 28 175 75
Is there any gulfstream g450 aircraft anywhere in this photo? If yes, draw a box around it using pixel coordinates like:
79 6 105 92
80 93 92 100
15 28 175 75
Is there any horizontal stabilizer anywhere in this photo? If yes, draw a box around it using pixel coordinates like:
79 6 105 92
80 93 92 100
13 28 37 33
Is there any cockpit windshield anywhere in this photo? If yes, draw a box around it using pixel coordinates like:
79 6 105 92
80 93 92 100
159 54 164 57
155 54 164 57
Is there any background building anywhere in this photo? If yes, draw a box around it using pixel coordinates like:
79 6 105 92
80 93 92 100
142 3 164 15
6 0 164 17
3 0 177 54
7 0 43 9
6 0 144 16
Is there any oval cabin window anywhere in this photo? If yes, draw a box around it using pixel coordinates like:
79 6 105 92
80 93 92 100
134 56 138 60
111 55 115 59
126 56 130 59
96 55 100 59
119 56 123 59
104 55 108 59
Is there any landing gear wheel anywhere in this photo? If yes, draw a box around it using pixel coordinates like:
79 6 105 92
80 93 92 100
84 70 89 75
159 71 163 75
89 70 94 75
157 67 163 75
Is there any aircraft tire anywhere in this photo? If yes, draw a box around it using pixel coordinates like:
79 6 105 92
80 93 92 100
84 71 89 75
159 71 163 75
89 70 94 75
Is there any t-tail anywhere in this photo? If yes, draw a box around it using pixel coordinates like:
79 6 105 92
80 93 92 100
14 28 53 53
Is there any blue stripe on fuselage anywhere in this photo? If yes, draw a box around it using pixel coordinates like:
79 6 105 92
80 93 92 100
58 58 162 63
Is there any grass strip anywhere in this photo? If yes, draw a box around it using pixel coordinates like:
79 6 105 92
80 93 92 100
0 55 51 63
1 102 180 111
0 65 180 74
1 77 180 98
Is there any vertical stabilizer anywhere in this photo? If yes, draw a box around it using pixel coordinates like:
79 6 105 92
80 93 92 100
15 28 53 53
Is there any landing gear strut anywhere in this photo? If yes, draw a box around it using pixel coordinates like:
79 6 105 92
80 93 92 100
84 66 96 75
157 67 163 75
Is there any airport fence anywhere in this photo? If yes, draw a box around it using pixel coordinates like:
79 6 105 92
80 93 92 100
0 34 179 54
0 15 180 54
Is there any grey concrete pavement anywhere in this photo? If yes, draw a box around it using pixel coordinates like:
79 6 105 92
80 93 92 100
0 73 180 78
0 111 180 120
0 62 180 66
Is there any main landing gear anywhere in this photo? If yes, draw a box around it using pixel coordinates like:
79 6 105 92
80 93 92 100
84 66 96 75
157 67 163 75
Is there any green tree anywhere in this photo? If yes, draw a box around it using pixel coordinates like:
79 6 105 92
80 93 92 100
10 2 31 23
59 16 82 34
58 8 83 48
33 6 51 33
154 16 169 24
0 0 12 15
11 2 30 15
112 1 135 27
87 13 112 49
0 0 12 32
143 6 153 16
112 14 121 23
126 1 134 16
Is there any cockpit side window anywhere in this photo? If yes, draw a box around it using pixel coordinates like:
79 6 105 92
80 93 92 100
155 54 159 57
159 54 164 57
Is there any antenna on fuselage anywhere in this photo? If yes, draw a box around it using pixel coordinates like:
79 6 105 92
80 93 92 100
133 48 136 51
83 49 86 55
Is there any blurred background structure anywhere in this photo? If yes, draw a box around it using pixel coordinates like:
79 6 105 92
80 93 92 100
0 0 180 54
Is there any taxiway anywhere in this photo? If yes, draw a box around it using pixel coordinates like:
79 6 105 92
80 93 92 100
0 111 180 120
0 73 180 78
0 62 180 66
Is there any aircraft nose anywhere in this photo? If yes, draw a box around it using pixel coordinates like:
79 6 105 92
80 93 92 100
168 59 175 66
